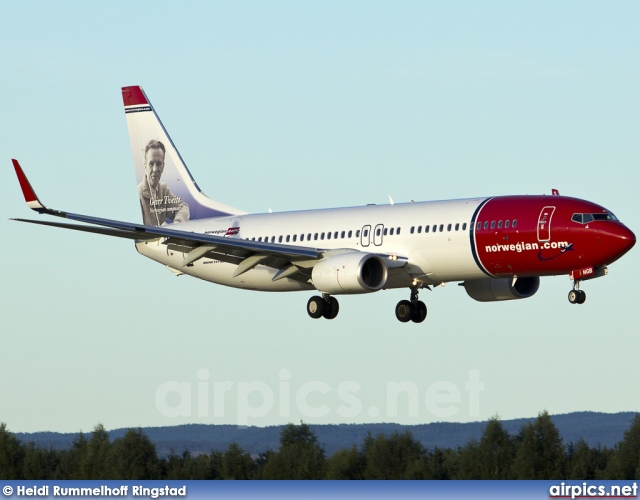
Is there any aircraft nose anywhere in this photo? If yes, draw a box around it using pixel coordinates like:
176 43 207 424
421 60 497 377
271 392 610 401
604 223 636 263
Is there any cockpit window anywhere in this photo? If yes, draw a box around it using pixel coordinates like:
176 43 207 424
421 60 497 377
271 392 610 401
593 213 617 221
572 212 618 224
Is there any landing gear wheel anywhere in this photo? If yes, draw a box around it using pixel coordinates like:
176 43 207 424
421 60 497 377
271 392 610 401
411 301 427 323
568 289 587 305
396 300 413 323
307 296 325 319
323 296 340 319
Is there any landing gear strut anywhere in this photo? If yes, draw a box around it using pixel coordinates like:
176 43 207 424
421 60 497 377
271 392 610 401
396 287 427 323
568 283 586 305
307 294 339 319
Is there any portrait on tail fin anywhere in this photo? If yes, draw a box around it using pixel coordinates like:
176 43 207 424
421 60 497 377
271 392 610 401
137 139 190 226
123 85 243 221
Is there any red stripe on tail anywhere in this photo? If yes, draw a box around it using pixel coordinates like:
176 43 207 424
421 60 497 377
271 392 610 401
122 86 148 107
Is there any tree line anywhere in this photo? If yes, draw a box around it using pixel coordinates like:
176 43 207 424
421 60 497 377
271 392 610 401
1 411 639 480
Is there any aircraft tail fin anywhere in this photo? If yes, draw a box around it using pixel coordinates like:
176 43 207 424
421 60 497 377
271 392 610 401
122 86 244 226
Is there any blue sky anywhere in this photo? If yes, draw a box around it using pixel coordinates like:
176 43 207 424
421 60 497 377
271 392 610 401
1 1 638 433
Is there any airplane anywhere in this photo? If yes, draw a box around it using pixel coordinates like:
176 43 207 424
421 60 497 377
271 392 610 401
11 86 636 323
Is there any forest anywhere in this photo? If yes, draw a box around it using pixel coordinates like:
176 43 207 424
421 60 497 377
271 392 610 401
1 411 639 480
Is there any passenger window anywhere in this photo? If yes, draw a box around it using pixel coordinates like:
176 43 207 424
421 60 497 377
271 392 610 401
271 236 275 243
505 220 510 229
364 229 369 237
348 230 352 238
292 235 296 242
432 225 437 232
425 225 429 233
321 233 325 240
417 226 422 234
327 232 331 240
356 230 360 238
334 231 338 239
463 223 467 231
308 233 312 240
314 233 318 240
439 224 444 232
512 220 517 228
410 226 415 234
341 231 345 238
477 222 482 230
376 228 381 236
491 221 496 229
258 237 262 242
455 223 459 231
383 228 388 236
300 234 304 241
397 228 401 235
498 221 503 229
390 228 394 236
279 236 283 243
286 235 290 242
447 224 452 232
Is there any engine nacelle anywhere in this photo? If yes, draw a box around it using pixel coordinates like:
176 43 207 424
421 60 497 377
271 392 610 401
463 276 540 302
312 252 388 294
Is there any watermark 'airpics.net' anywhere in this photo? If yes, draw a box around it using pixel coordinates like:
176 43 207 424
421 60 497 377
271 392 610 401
155 369 484 426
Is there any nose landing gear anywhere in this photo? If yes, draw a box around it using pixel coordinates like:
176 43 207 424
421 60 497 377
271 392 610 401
568 286 586 304
567 267 610 305
395 287 427 323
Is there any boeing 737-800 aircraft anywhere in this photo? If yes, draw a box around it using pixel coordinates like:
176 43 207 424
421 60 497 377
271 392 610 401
11 86 636 323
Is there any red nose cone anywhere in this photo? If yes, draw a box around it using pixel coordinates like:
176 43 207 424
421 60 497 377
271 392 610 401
605 224 636 264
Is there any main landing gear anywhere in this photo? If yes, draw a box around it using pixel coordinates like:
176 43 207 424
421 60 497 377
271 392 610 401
395 287 427 323
307 287 428 322
307 294 339 320
568 284 586 305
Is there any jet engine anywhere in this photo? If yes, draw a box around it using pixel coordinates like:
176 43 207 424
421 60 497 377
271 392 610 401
462 276 540 302
312 252 388 294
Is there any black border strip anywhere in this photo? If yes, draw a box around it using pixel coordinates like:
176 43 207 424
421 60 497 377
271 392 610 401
125 106 152 114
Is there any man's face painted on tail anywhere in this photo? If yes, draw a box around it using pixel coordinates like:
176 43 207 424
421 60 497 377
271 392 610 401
144 147 165 189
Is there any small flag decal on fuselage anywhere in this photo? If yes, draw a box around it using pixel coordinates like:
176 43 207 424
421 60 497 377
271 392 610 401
225 227 240 236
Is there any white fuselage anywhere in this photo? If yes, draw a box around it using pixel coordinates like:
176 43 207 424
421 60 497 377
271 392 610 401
136 197 490 292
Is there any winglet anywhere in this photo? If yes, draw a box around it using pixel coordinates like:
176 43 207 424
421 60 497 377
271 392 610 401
12 159 48 212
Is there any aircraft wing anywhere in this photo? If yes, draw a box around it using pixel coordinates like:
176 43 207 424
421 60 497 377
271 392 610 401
12 160 409 282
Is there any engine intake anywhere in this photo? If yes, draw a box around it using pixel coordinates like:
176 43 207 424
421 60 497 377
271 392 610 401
462 276 540 302
312 252 388 294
